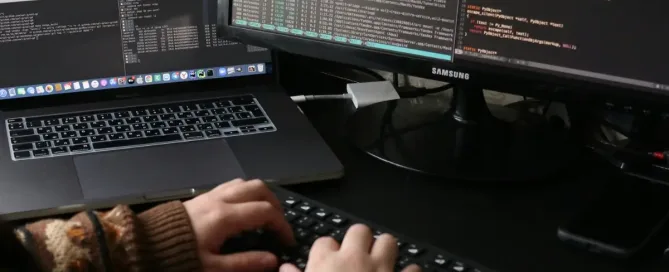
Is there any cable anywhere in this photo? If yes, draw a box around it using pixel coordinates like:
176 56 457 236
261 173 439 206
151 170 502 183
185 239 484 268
398 83 453 98
354 68 386 82
392 73 400 88
290 94 352 103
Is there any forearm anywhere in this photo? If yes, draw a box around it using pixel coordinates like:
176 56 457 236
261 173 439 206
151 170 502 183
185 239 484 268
14 201 202 272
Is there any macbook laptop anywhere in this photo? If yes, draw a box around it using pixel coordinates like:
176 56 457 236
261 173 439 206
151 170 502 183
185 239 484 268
0 0 342 219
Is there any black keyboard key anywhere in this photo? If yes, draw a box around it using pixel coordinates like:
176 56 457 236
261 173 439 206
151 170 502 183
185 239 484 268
51 146 68 154
183 132 204 140
13 151 31 159
224 131 240 136
296 216 316 228
397 257 412 269
54 125 71 132
90 121 107 128
7 118 22 123
11 135 41 144
8 123 25 130
205 130 222 137
180 126 196 132
151 122 168 129
164 106 182 113
295 228 311 242
60 131 76 138
10 129 35 137
404 244 424 257
313 208 331 220
212 109 227 115
108 119 125 126
35 141 51 149
70 144 92 152
220 114 236 121
228 106 244 113
245 105 260 112
36 127 53 134
232 118 269 127
236 112 252 119
313 223 333 235
449 261 468 272
125 117 142 124
202 116 218 123
91 135 107 142
26 121 42 128
231 95 255 105
182 104 198 111
328 214 347 226
115 125 131 132
131 109 147 116
79 129 95 137
43 133 59 140
126 131 143 139
132 123 149 130
32 149 50 157
148 108 164 115
285 210 299 222
114 112 131 119
54 139 70 146
197 124 214 131
184 118 201 125
258 126 275 131
296 202 314 213
160 114 176 120
177 112 193 119
144 129 160 137
80 115 95 122
72 137 89 144
214 100 231 107
167 120 183 127
251 109 265 117
96 127 113 134
215 122 231 129
241 129 257 134
109 133 125 140
44 119 60 126
97 113 113 120
72 123 89 130
195 110 211 117
329 229 345 243
199 102 216 109
143 116 159 122
94 134 182 149
162 128 179 134
283 197 300 207
12 143 33 151
62 117 78 124
433 255 449 267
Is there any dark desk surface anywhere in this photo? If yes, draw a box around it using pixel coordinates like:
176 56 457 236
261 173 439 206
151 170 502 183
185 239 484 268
284 102 667 272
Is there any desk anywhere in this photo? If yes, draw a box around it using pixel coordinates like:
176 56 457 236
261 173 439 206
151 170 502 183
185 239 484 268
285 101 666 272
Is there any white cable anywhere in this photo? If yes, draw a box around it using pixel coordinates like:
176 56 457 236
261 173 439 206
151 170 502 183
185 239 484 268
291 94 352 103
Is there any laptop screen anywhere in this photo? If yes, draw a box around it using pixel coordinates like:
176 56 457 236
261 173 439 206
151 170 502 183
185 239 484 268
0 0 271 100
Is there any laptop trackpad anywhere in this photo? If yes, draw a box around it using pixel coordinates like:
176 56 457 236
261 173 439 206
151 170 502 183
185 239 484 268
73 140 246 200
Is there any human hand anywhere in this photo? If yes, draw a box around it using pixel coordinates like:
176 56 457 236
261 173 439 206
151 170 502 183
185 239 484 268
183 178 295 272
279 224 421 272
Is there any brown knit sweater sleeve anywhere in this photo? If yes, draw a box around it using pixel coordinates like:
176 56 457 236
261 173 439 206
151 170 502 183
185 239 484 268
13 201 202 272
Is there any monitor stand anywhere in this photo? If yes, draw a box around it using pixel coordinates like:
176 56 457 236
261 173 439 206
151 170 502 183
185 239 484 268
345 84 575 181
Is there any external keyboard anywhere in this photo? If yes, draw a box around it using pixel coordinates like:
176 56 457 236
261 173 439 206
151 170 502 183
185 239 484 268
223 185 495 272
5 95 276 160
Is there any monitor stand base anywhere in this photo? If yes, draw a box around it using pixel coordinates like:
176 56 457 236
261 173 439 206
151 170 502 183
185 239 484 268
345 85 576 182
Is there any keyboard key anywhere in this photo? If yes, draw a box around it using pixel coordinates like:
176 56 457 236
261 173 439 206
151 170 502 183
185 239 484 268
182 104 198 111
114 112 131 119
245 105 260 112
93 134 182 149
44 119 60 126
9 129 35 137
96 127 113 134
54 139 70 146
180 126 196 132
26 121 42 128
195 110 211 117
183 132 204 140
177 112 193 119
43 133 59 140
224 131 239 136
35 141 51 149
114 125 131 132
143 116 159 122
8 123 25 130
202 116 218 123
397 257 412 269
80 115 95 122
109 133 125 140
90 121 107 128
285 210 299 222
32 149 50 157
7 118 22 123
70 144 92 152
144 129 160 137
11 135 41 144
232 117 269 127
258 126 274 131
91 135 107 142
131 109 147 116
125 117 142 124
328 214 347 226
199 102 216 109
296 216 316 228
72 137 89 144
231 95 255 105
313 208 331 220
72 123 89 130
215 122 231 129
205 130 222 137
97 113 113 120
329 229 345 243
449 261 468 272
241 129 257 133
228 106 244 113
251 109 265 117
160 114 176 120
296 202 314 213
219 114 236 121
164 106 182 113
36 127 53 134
167 120 183 127
54 125 71 132
148 108 164 115
162 128 179 134
404 244 423 257
236 112 252 119
61 131 76 138
13 151 31 159
51 146 68 154
214 100 231 107
108 119 125 126
184 118 201 125
197 124 214 131
12 143 33 151
79 129 95 137
132 123 149 130
313 223 333 235
151 122 168 129
126 131 143 139
62 117 78 124
433 254 448 267
212 109 227 115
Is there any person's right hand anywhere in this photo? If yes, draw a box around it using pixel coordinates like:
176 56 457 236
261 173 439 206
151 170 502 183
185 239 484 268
279 224 421 272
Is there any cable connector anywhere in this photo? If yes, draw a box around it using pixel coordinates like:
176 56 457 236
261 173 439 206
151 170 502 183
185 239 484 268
291 94 352 103
290 81 400 109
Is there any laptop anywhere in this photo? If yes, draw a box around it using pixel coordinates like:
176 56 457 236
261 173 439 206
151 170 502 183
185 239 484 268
0 0 342 220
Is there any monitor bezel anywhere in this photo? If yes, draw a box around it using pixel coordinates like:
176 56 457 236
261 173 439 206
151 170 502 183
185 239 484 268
217 0 669 108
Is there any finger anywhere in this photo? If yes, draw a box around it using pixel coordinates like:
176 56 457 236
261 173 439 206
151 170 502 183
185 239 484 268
218 179 283 210
225 201 295 244
279 263 302 272
205 251 277 272
402 264 422 272
309 236 340 260
341 224 374 253
371 233 398 269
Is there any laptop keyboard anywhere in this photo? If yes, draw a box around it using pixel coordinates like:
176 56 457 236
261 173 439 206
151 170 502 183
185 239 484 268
6 95 276 161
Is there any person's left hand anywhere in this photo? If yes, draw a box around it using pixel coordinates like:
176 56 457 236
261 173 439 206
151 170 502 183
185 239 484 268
183 178 295 272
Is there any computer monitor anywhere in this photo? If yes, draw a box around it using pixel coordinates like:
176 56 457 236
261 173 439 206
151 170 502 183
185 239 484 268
217 0 668 181
0 0 271 103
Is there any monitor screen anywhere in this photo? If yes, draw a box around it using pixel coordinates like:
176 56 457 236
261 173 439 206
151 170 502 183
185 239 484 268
229 0 669 93
0 0 272 100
